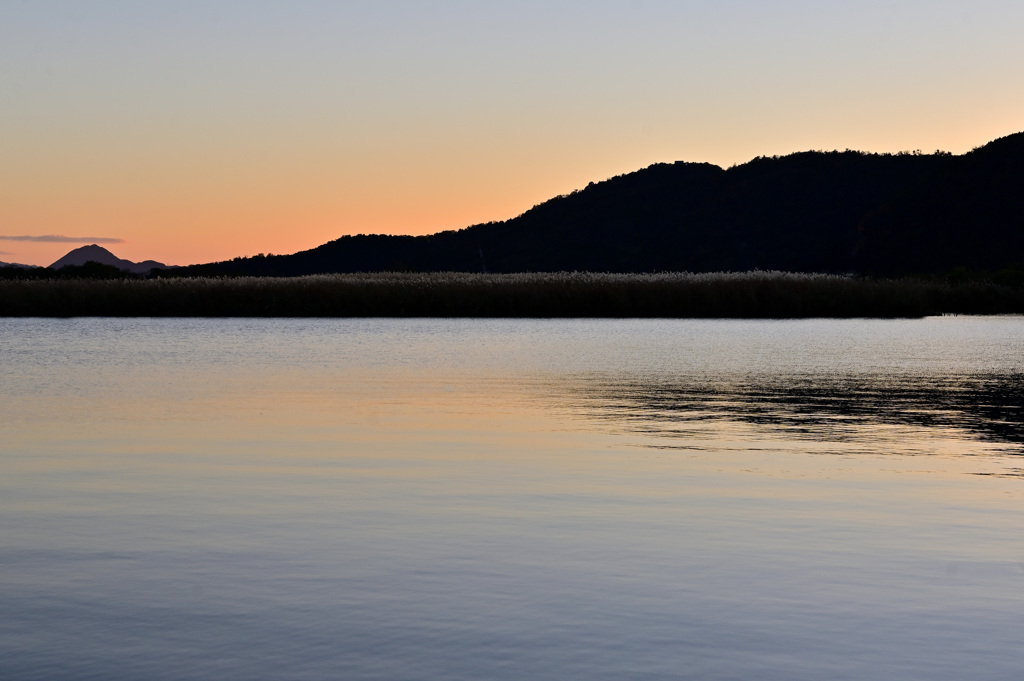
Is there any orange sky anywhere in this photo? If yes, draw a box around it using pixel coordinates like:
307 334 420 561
3 2 1023 267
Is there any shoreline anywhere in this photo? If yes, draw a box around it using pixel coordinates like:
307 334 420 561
2 271 1023 318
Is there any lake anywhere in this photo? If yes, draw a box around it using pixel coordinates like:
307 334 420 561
2 317 1023 680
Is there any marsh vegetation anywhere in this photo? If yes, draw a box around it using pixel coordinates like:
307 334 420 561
2 270 1023 317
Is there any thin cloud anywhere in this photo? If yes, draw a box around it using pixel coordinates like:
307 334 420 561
0 235 125 244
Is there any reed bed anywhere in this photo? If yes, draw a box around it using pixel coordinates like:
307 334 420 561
1 271 1023 318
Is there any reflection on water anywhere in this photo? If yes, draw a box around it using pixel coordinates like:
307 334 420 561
568 371 1024 453
1 317 1023 681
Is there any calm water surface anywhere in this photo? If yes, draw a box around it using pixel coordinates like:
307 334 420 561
2 317 1023 680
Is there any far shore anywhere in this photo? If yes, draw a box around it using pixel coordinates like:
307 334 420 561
1 271 1023 318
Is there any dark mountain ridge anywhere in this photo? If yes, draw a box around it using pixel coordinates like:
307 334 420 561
855 132 1024 273
173 132 1024 277
50 244 169 274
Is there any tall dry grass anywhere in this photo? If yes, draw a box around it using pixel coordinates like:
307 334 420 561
1 271 1022 317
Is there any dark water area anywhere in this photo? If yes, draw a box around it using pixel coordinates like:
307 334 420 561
572 372 1024 452
2 317 1023 680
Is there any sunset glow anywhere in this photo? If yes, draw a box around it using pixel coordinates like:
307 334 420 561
3 1 1023 266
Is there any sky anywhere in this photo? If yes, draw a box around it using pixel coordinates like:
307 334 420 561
2 1 1023 267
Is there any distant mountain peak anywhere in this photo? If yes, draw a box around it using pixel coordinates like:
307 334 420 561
49 244 169 274
54 244 116 260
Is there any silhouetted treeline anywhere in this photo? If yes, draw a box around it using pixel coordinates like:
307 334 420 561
0 262 132 280
3 272 1024 318
164 132 1024 278
856 134 1024 273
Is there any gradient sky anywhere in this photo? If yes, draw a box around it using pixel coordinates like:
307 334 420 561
2 1 1023 266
